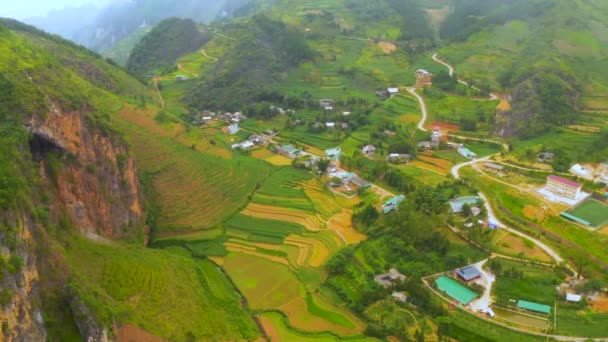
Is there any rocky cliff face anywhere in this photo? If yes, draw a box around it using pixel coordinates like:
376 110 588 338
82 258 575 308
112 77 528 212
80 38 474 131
27 102 145 241
0 102 147 341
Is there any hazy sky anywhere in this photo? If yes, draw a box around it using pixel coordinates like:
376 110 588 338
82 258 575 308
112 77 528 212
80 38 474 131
0 0 124 20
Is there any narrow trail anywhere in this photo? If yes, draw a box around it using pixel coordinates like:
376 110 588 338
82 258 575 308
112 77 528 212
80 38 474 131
406 87 428 132
432 53 499 100
152 77 165 109
177 63 199 77
213 31 236 41
201 49 218 62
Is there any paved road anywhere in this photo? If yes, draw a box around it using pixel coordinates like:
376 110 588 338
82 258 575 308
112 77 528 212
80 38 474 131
407 87 429 132
432 53 499 101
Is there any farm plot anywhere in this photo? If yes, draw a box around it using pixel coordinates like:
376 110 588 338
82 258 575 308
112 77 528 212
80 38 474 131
491 230 552 263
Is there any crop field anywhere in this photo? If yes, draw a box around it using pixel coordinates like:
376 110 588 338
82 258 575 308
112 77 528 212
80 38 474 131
370 93 420 125
115 106 272 234
396 164 448 186
258 312 373 342
65 236 260 341
564 199 608 229
226 214 305 244
491 230 552 262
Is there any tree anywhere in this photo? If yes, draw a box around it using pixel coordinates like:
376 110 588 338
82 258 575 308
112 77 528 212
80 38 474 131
317 159 330 173
461 203 472 217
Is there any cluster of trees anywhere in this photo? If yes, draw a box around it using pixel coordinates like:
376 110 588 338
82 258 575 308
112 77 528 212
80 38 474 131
126 18 211 79
188 15 313 112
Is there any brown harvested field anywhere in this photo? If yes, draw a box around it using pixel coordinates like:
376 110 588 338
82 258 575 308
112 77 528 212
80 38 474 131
494 231 552 262
410 160 448 175
378 41 396 54
265 155 293 166
241 203 325 231
327 209 367 245
251 149 273 159
115 324 166 342
590 295 608 313
208 256 225 266
258 315 281 342
428 121 460 132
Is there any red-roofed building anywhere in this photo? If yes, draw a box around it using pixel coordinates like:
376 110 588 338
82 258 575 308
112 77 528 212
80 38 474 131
546 175 582 200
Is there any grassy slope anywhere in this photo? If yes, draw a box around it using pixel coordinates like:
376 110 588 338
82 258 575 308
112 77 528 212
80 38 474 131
65 236 259 341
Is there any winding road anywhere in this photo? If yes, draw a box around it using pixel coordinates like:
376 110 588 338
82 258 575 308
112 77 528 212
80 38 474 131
432 53 499 100
418 52 569 267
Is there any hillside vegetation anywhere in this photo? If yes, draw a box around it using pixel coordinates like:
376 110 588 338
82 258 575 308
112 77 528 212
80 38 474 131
127 18 211 78
438 0 608 137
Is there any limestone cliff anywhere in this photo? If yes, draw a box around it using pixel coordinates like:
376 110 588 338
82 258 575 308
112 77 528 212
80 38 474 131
26 102 146 241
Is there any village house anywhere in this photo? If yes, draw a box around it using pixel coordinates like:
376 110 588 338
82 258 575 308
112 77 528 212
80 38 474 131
325 122 335 128
382 195 406 214
319 99 335 111
546 175 582 200
417 141 432 150
343 111 351 116
386 153 411 164
339 122 349 129
350 175 371 189
431 129 441 147
392 291 408 303
449 196 481 213
566 294 582 303
458 146 477 159
374 268 406 288
376 89 390 98
455 266 482 282
537 152 555 163
325 147 342 161
362 144 376 157
415 69 432 85
387 87 399 96
175 75 188 81
482 162 505 175
231 140 255 150
227 123 240 135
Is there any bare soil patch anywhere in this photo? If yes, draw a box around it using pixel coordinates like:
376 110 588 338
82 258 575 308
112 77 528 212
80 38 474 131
378 42 396 54
429 121 460 132
115 324 166 342
258 315 280 342
590 294 608 313
327 209 367 245
523 205 546 222
495 232 551 263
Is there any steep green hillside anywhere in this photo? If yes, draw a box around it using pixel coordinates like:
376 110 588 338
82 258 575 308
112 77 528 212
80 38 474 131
187 15 314 111
127 18 211 78
0 19 259 341
103 27 152 66
438 0 608 137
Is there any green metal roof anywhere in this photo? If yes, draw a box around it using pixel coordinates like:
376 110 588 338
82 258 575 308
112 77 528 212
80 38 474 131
517 300 551 314
434 276 477 305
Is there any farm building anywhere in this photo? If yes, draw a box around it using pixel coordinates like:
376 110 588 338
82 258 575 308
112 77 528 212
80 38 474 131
382 195 406 214
415 69 433 85
350 175 371 189
362 144 376 157
325 147 342 161
417 141 431 150
434 276 477 306
517 300 551 315
456 266 482 282
320 99 335 110
376 89 390 98
537 152 555 163
546 175 582 200
392 291 408 303
175 75 188 81
566 294 582 303
387 87 399 95
326 122 335 128
449 196 481 213
483 162 505 175
228 123 240 135
374 268 406 288
458 146 477 159
386 153 411 164
231 141 254 150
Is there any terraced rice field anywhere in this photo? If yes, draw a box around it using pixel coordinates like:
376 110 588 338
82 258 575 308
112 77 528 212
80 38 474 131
242 203 326 231
115 107 272 234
